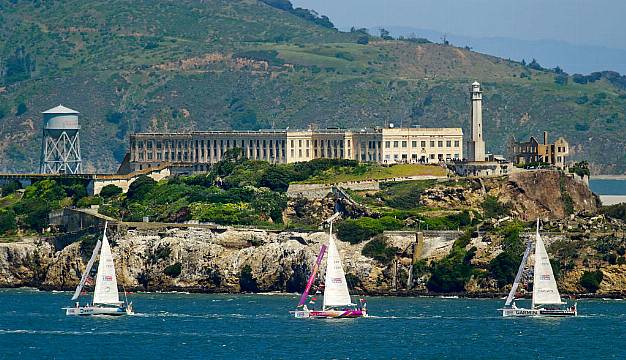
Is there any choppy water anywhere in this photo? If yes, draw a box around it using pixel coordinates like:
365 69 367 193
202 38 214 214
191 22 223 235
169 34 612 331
1 289 625 359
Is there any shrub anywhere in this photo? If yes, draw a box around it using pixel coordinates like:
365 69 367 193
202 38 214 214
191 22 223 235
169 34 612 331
426 247 473 293
153 245 172 262
482 195 510 219
603 203 626 221
76 196 102 208
239 265 259 292
580 270 603 293
361 236 398 264
336 217 385 244
100 184 123 198
164 262 182 277
0 209 17 234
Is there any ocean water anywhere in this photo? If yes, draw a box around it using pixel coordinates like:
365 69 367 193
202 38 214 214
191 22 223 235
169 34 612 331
589 179 626 195
1 290 625 359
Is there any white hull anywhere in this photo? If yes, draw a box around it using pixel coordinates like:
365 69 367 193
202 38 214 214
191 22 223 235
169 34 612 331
501 306 577 317
65 304 133 316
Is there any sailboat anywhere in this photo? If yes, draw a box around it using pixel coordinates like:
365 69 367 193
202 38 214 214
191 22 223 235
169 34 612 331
501 220 577 317
65 222 134 316
292 213 368 319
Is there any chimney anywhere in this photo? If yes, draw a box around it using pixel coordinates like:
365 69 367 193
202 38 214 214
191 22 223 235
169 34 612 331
543 131 548 145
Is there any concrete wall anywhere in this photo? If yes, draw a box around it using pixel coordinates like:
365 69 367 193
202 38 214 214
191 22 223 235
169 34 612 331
91 167 171 195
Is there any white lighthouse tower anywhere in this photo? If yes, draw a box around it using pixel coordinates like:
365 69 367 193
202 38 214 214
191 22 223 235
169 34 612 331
466 81 485 162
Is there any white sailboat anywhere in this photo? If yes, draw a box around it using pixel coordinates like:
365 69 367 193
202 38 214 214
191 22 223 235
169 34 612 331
65 222 134 316
292 213 367 319
501 220 577 317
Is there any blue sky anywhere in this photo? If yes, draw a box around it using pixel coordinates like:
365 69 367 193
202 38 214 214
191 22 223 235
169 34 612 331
292 0 626 50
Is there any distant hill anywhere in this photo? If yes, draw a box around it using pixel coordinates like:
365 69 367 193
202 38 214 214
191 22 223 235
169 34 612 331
379 26 626 75
1 0 625 174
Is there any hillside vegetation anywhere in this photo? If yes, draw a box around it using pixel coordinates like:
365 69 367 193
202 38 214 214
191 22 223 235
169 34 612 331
1 0 626 173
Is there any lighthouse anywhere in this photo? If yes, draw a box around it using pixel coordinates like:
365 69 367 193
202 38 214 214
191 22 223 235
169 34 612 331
466 81 485 162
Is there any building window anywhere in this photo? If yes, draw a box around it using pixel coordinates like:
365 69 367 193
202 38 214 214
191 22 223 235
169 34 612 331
299 149 302 157
454 140 460 147
299 140 302 147
454 153 459 159
446 140 452 147
430 141 435 147
291 149 294 157
401 141 407 148
385 141 390 148
438 141 443 147
394 141 399 148
291 140 294 147
430 154 435 160
401 154 408 160
412 141 417 147
421 141 426 148
306 149 310 157
385 155 390 160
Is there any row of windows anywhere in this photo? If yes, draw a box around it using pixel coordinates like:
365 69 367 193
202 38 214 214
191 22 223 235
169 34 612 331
384 140 460 148
383 153 460 161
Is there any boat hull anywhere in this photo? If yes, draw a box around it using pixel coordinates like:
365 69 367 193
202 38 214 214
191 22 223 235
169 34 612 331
501 307 577 317
293 309 367 319
65 305 133 316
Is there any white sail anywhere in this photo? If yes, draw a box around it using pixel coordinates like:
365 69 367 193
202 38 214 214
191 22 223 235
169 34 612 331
323 231 352 309
71 239 102 301
532 222 562 307
93 226 121 305
504 239 533 306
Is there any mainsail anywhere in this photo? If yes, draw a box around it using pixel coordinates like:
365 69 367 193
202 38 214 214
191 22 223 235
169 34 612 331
93 226 121 305
322 228 352 309
504 238 533 306
532 222 562 307
71 239 102 301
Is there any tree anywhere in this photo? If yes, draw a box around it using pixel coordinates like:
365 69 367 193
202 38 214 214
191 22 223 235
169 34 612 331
379 28 393 40
1 180 21 197
100 184 123 198
15 102 27 116
489 252 518 288
259 166 295 192
4 47 35 84
127 175 156 201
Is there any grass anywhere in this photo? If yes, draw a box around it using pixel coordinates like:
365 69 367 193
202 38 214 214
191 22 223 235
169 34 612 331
299 164 446 184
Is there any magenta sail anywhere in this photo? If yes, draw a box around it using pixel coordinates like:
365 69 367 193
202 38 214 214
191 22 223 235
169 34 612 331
297 245 327 307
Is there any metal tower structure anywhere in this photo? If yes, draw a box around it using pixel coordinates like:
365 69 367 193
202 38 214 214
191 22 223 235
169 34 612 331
39 105 82 174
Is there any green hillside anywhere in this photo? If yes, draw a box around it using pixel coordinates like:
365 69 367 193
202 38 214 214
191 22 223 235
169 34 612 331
1 0 625 173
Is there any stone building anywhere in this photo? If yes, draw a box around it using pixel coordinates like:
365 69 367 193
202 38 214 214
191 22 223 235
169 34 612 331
511 131 569 168
125 126 463 172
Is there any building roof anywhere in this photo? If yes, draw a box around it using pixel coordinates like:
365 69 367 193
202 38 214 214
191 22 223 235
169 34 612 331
472 81 480 86
42 105 79 114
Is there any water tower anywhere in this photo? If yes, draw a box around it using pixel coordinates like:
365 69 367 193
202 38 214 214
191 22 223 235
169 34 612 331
39 105 82 174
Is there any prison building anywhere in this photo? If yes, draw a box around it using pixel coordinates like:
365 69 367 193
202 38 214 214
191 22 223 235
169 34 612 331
126 127 463 172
